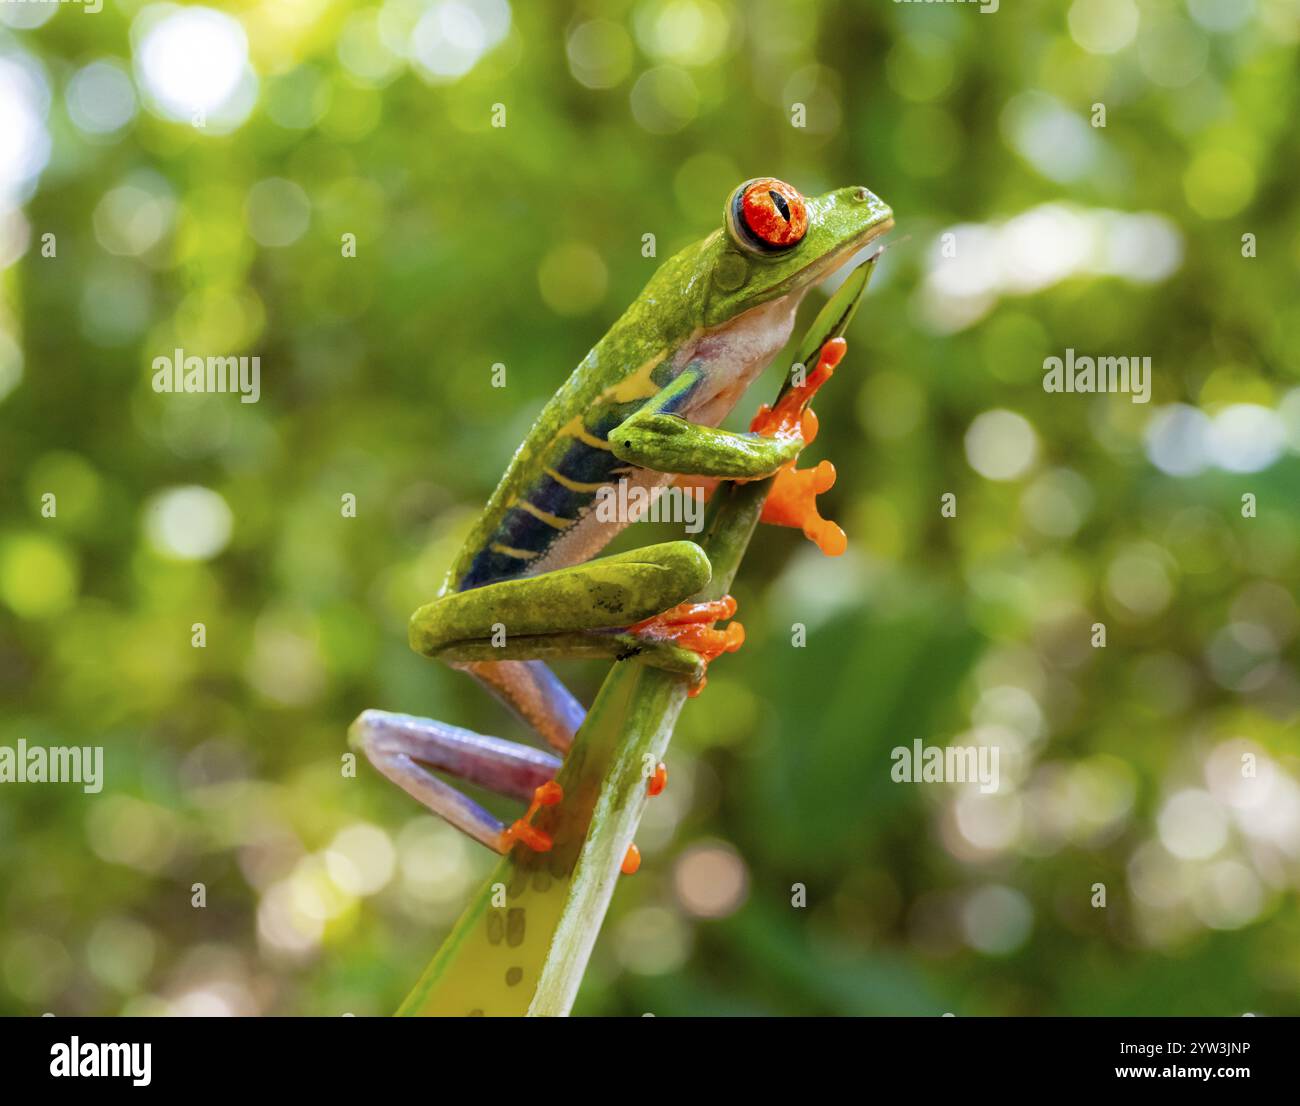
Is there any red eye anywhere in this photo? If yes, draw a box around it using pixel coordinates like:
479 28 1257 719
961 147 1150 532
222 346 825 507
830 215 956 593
731 178 808 251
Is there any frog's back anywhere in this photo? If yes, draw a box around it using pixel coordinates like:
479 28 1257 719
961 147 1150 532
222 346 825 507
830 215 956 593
445 249 707 594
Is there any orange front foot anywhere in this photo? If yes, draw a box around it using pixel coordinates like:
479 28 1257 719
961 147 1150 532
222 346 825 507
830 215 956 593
762 459 847 556
500 779 563 853
629 596 745 698
750 337 849 557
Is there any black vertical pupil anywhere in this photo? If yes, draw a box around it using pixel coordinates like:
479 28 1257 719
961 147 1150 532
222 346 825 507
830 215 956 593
768 190 791 223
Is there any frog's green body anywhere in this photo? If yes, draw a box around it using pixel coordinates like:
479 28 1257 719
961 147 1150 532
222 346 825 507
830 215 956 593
352 179 892 854
450 186 892 594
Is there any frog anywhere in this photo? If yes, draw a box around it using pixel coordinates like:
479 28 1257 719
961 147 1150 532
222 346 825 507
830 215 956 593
350 177 893 856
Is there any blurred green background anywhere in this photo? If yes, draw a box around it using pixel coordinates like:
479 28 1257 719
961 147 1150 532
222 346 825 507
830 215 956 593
2 0 1299 1016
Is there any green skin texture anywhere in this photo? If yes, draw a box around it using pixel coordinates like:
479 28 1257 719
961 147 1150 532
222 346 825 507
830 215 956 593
398 251 883 1017
411 183 894 674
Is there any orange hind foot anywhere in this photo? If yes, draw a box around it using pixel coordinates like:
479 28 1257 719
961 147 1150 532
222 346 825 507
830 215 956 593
629 596 745 697
500 779 563 853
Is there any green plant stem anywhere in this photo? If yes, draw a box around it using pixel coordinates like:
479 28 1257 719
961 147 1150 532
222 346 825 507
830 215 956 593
527 480 766 1015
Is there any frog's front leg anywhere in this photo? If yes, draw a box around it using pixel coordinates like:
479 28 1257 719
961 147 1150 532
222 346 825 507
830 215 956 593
623 340 851 556
608 365 805 479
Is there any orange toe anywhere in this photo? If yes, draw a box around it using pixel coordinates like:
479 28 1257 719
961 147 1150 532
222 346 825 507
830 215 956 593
501 780 563 853
648 762 668 796
750 337 847 441
621 843 642 875
629 597 744 697
630 596 736 629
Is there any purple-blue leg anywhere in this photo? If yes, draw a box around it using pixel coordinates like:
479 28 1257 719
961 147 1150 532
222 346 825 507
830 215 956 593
457 659 587 753
350 710 562 853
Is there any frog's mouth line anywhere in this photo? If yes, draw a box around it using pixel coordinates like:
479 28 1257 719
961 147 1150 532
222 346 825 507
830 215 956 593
742 215 894 317
801 215 896 293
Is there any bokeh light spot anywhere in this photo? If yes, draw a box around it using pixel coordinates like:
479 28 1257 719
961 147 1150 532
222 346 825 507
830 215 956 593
537 242 608 316
629 66 699 135
673 841 749 919
1067 0 1140 55
0 533 78 618
965 410 1038 481
961 885 1033 955
67 59 138 136
1158 790 1228 860
143 485 233 561
1184 149 1255 218
325 823 396 896
245 178 312 248
566 20 634 89
134 6 253 127
411 0 510 83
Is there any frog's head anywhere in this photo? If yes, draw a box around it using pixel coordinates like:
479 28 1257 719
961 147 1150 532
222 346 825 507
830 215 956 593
701 178 893 328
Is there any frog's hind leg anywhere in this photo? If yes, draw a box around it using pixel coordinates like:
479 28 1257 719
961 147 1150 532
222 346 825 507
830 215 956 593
349 710 563 854
355 543 743 850
410 540 728 689
456 659 586 754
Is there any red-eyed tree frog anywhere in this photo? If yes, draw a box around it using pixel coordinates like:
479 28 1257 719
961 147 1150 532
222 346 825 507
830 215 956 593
350 178 893 858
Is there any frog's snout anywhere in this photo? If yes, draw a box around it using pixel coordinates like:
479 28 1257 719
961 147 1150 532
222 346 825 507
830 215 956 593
840 185 894 234
845 184 889 212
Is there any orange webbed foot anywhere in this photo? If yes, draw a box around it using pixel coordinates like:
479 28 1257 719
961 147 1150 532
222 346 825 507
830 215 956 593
762 460 847 556
750 337 849 557
628 596 745 698
501 779 563 853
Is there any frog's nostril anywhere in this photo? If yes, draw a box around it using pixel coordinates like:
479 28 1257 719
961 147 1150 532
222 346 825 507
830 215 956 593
852 187 870 203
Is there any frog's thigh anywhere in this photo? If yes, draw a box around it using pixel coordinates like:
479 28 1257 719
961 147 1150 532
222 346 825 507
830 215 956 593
408 540 712 656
